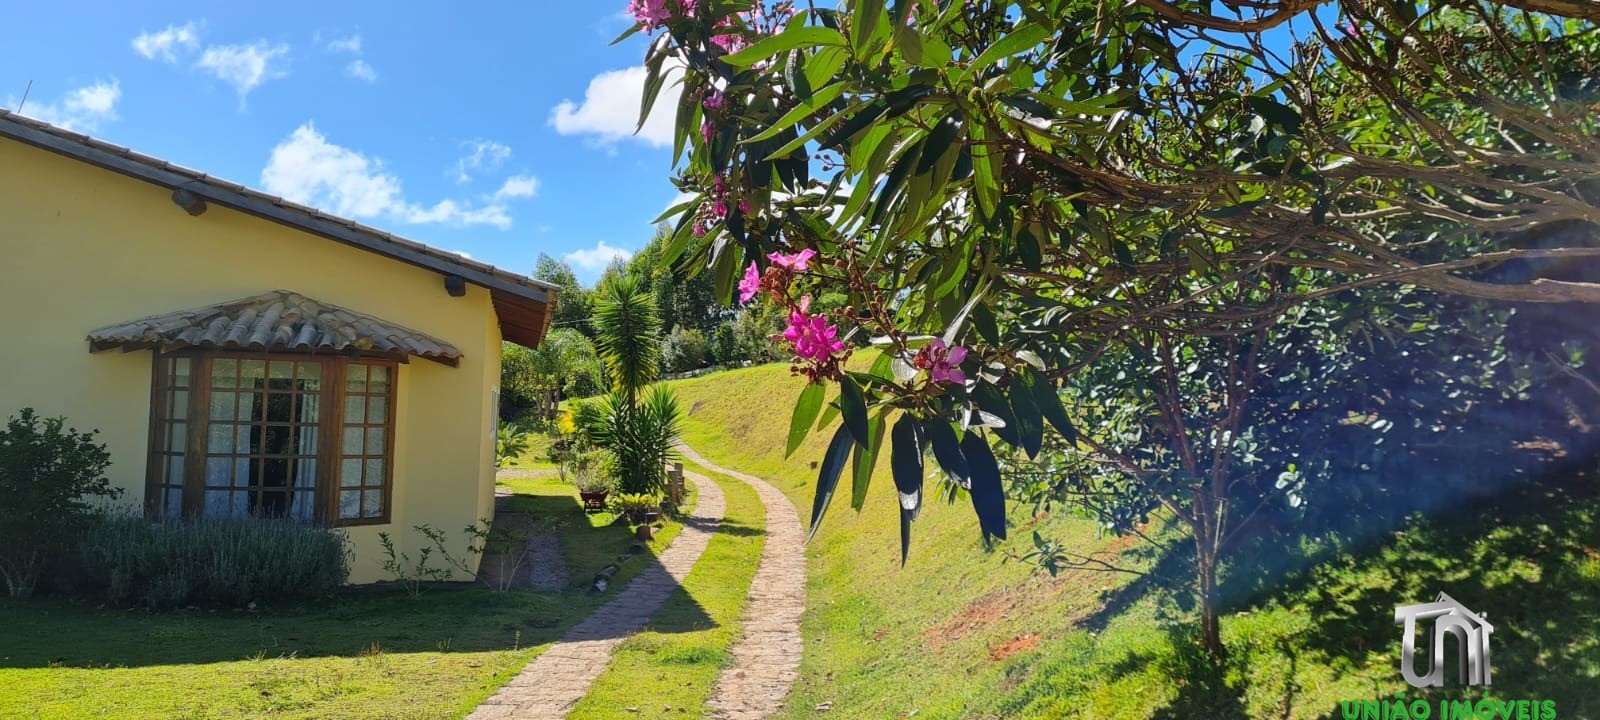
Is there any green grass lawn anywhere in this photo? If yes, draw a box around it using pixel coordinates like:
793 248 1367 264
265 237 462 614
665 363 1600 719
568 463 767 719
0 474 688 720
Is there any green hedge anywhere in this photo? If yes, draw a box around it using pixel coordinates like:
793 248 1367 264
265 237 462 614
74 515 349 608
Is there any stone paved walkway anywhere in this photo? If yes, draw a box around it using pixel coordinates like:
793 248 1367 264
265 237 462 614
676 443 808 720
466 470 726 720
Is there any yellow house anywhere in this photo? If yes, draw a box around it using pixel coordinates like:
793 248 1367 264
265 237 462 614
0 109 557 583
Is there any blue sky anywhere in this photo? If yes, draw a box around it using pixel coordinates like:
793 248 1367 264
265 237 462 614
6 2 684 283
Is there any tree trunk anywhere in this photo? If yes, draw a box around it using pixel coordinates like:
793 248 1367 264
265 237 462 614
1196 542 1224 660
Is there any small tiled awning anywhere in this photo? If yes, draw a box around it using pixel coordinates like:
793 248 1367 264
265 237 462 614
87 290 462 366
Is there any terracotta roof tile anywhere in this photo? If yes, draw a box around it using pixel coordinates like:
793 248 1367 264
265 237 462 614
88 290 462 366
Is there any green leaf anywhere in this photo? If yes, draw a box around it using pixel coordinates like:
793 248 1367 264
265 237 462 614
609 22 642 46
960 22 1049 81
1011 373 1045 459
889 415 924 565
925 419 969 486
968 123 1001 219
961 431 1008 542
787 382 827 458
973 384 1020 448
722 26 849 68
839 377 871 448
915 111 960 175
1027 369 1077 444
1248 96 1303 136
745 82 848 144
808 424 856 541
850 411 886 510
764 99 865 160
638 52 670 133
850 0 886 59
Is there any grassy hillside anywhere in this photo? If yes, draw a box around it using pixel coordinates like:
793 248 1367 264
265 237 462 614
667 363 1600 719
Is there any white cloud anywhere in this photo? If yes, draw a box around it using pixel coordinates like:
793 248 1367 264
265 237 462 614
132 22 201 62
452 139 511 183
196 41 289 99
564 241 634 272
16 79 122 132
345 59 378 83
549 65 681 149
325 35 362 54
261 123 514 230
494 174 540 201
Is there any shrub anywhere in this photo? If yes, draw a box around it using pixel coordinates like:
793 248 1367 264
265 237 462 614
661 326 708 373
75 515 348 608
496 422 532 467
0 408 118 598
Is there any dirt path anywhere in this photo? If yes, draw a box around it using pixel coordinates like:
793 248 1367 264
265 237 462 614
675 443 808 720
467 471 726 720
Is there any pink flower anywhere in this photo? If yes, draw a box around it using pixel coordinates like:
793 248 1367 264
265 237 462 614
738 262 761 304
711 199 729 218
782 296 846 361
914 339 968 385
767 248 817 272
693 219 708 237
738 198 751 214
712 174 727 194
627 0 695 31
711 32 749 54
701 120 715 142
703 91 725 111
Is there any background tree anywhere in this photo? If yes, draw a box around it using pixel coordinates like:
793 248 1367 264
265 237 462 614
628 0 1600 655
534 253 594 339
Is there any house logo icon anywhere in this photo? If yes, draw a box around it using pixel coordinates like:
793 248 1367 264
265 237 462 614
1394 592 1494 687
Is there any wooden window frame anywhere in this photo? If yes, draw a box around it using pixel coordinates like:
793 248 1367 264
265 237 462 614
144 350 398 527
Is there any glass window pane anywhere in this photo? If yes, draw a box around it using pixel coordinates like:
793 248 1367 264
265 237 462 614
235 458 251 488
289 491 315 522
269 361 294 380
365 458 385 485
367 396 388 424
171 390 189 420
208 392 234 421
237 425 254 455
211 359 237 388
341 459 362 487
168 422 186 452
297 362 321 391
241 360 266 388
164 488 182 518
173 357 192 388
266 393 293 423
343 396 365 425
207 424 234 454
362 489 382 518
167 455 184 485
293 458 317 490
365 427 385 456
300 395 321 424
203 489 231 518
264 426 290 455
339 490 361 519
205 458 231 487
342 428 363 456
368 366 390 393
237 392 258 422
263 458 290 488
346 364 368 393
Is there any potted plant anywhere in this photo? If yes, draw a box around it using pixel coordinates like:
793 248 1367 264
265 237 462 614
614 493 662 535
572 460 612 512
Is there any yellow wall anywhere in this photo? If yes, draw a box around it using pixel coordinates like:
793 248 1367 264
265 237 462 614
0 138 505 583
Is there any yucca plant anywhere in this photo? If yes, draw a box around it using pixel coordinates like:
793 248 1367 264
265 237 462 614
584 274 682 495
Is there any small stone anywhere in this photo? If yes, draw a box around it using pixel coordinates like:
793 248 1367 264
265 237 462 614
815 701 834 712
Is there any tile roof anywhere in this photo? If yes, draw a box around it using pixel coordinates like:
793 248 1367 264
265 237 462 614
88 290 462 366
0 109 556 349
